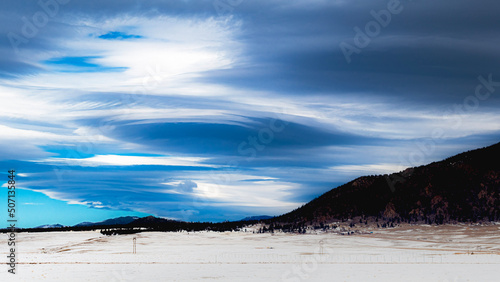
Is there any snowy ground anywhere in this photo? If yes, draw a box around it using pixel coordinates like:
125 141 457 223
2 224 499 281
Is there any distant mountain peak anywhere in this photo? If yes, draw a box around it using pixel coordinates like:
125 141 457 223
74 216 141 227
36 224 65 229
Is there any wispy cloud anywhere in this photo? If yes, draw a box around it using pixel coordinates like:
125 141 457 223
37 155 216 168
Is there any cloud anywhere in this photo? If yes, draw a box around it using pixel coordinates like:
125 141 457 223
161 180 198 194
36 154 216 168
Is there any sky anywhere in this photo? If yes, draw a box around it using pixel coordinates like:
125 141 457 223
1 0 500 227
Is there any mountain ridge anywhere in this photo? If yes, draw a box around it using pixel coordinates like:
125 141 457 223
35 224 65 229
272 142 500 226
74 216 140 227
241 215 273 221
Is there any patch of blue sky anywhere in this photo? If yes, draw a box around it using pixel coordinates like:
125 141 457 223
98 31 143 40
41 146 96 159
43 56 127 73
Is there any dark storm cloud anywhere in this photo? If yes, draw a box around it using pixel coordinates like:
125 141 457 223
3 0 500 103
101 118 380 159
198 0 500 104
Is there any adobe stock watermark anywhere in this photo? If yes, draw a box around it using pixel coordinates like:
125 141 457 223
213 0 244 16
6 170 17 275
111 269 133 282
339 0 407 64
386 73 499 192
281 240 333 282
7 0 71 54
237 115 289 161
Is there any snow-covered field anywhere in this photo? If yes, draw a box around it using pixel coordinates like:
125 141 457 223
2 224 499 281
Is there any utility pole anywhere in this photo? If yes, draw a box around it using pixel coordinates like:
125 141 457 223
133 237 136 254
